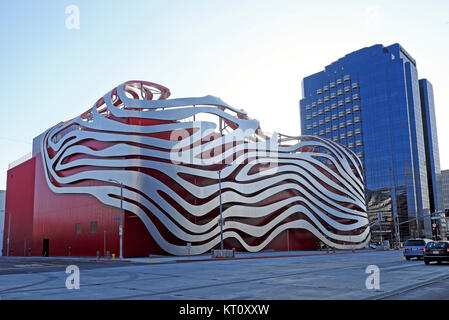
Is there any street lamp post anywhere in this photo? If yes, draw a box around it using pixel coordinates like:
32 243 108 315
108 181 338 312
6 212 11 257
218 168 224 251
108 179 124 259
379 213 383 246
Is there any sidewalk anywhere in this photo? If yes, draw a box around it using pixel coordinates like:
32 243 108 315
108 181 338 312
0 248 379 264
126 248 376 264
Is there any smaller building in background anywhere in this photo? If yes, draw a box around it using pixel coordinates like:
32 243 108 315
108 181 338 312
442 170 449 211
439 170 449 240
0 190 5 256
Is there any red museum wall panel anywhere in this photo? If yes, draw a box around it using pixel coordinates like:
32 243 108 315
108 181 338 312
2 80 367 257
3 153 320 257
3 157 36 257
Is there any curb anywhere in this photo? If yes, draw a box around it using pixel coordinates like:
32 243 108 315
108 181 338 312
88 259 132 263
174 250 378 264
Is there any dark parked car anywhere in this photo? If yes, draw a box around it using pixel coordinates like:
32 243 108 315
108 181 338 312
423 241 449 264
403 239 431 260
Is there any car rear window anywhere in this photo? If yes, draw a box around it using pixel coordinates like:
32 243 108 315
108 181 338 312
405 240 425 246
426 242 448 249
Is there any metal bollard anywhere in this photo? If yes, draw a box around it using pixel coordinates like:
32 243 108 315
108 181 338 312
112 253 115 260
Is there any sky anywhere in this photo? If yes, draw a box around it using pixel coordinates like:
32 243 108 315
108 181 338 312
0 0 448 190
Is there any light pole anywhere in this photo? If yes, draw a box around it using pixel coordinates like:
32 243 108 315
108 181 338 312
218 168 224 251
389 167 400 248
0 209 5 255
108 179 124 259
6 212 11 257
217 165 231 251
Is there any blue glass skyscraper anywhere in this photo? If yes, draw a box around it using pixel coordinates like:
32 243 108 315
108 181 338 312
299 43 441 243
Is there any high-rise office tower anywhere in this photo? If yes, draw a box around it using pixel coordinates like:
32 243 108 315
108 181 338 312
299 43 441 242
419 79 443 215
0 190 4 256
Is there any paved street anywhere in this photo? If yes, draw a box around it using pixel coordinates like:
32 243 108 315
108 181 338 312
0 250 449 300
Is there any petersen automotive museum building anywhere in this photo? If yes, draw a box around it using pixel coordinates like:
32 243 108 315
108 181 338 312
3 81 369 257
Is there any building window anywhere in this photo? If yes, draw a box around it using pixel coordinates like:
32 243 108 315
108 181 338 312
90 221 98 233
76 223 82 234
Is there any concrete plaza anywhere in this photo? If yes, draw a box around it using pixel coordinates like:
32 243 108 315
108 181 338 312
1 249 449 300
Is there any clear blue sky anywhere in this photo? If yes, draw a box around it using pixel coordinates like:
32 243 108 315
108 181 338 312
1 0 449 190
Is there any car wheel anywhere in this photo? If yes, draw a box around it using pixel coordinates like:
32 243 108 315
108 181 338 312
437 260 442 264
424 259 430 265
